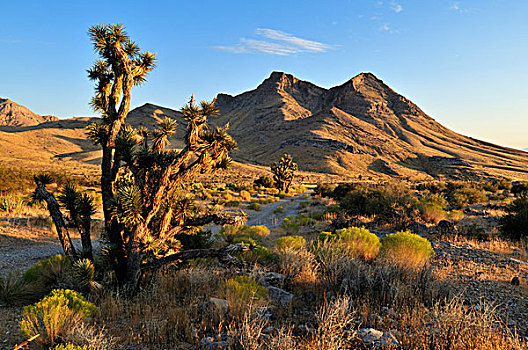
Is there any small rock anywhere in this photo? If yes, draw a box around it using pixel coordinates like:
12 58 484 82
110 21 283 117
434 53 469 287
259 271 286 288
511 276 520 286
254 306 276 321
268 286 293 306
208 298 229 313
302 290 317 303
199 337 228 350
407 221 428 235
358 328 400 348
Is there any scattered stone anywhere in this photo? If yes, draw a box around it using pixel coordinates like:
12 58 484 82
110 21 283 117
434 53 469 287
358 328 400 348
255 306 276 321
407 221 428 235
208 298 229 313
511 276 520 286
436 220 455 235
259 271 286 288
268 286 293 306
302 290 317 303
199 337 228 350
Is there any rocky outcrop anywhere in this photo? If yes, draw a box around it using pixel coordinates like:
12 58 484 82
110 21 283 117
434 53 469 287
0 98 58 126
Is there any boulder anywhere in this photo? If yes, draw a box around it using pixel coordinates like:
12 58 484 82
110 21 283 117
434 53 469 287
268 286 293 306
259 272 286 288
358 328 400 348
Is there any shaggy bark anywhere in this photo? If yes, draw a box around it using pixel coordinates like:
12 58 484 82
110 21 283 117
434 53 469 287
34 187 77 259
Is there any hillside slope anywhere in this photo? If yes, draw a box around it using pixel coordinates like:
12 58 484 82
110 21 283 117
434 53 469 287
211 72 528 180
0 98 58 126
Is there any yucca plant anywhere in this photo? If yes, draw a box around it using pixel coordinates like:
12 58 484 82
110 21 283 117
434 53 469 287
35 24 242 293
271 154 298 193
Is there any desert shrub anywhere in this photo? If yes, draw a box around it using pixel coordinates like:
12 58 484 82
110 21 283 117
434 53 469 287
51 344 93 350
0 272 42 306
418 201 447 224
175 229 213 250
254 175 274 188
19 289 97 347
0 194 25 212
499 194 528 240
380 231 433 268
240 245 276 265
447 209 464 221
319 226 381 260
219 225 270 243
22 255 72 291
445 182 487 207
274 205 284 214
313 183 337 197
280 216 300 234
511 182 528 196
298 200 310 210
239 190 251 201
225 200 240 207
225 276 267 303
295 214 316 226
247 202 261 211
276 235 307 252
461 222 489 240
339 183 419 228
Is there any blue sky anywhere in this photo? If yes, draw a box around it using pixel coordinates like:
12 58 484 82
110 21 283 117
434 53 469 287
1 0 527 148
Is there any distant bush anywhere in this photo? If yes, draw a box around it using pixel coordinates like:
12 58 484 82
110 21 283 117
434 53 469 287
313 183 337 198
0 194 25 212
219 225 270 243
319 226 381 260
239 190 251 201
445 182 487 207
280 216 300 234
225 200 240 207
499 194 528 240
225 276 267 303
418 194 448 224
511 182 528 197
175 229 212 250
276 235 307 252
273 206 284 214
380 231 434 268
254 175 274 188
51 344 93 350
19 289 97 347
339 183 419 228
447 210 464 222
247 202 261 211
240 245 276 265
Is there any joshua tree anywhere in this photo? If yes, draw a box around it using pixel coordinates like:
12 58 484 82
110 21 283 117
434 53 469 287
271 154 298 193
35 24 244 292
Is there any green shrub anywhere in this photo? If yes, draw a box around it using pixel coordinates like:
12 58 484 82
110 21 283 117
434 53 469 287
320 227 381 260
280 216 300 234
298 200 310 210
500 194 528 240
19 289 96 347
273 206 284 214
225 276 267 303
276 235 307 252
254 176 274 188
247 202 261 211
445 183 487 207
51 344 93 350
219 225 270 243
0 273 42 306
225 200 240 207
380 230 434 268
418 202 446 224
22 255 72 290
240 245 276 265
314 183 337 197
447 210 464 221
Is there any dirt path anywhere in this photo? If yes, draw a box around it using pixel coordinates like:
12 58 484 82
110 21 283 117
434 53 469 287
246 191 311 228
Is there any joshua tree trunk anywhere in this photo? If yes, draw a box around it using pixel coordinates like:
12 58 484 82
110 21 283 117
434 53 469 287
34 186 77 259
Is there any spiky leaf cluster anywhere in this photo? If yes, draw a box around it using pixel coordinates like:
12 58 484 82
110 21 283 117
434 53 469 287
271 154 298 193
87 24 157 115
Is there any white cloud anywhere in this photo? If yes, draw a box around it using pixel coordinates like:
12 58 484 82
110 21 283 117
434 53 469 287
450 3 468 13
380 23 391 32
214 28 332 56
391 2 403 13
